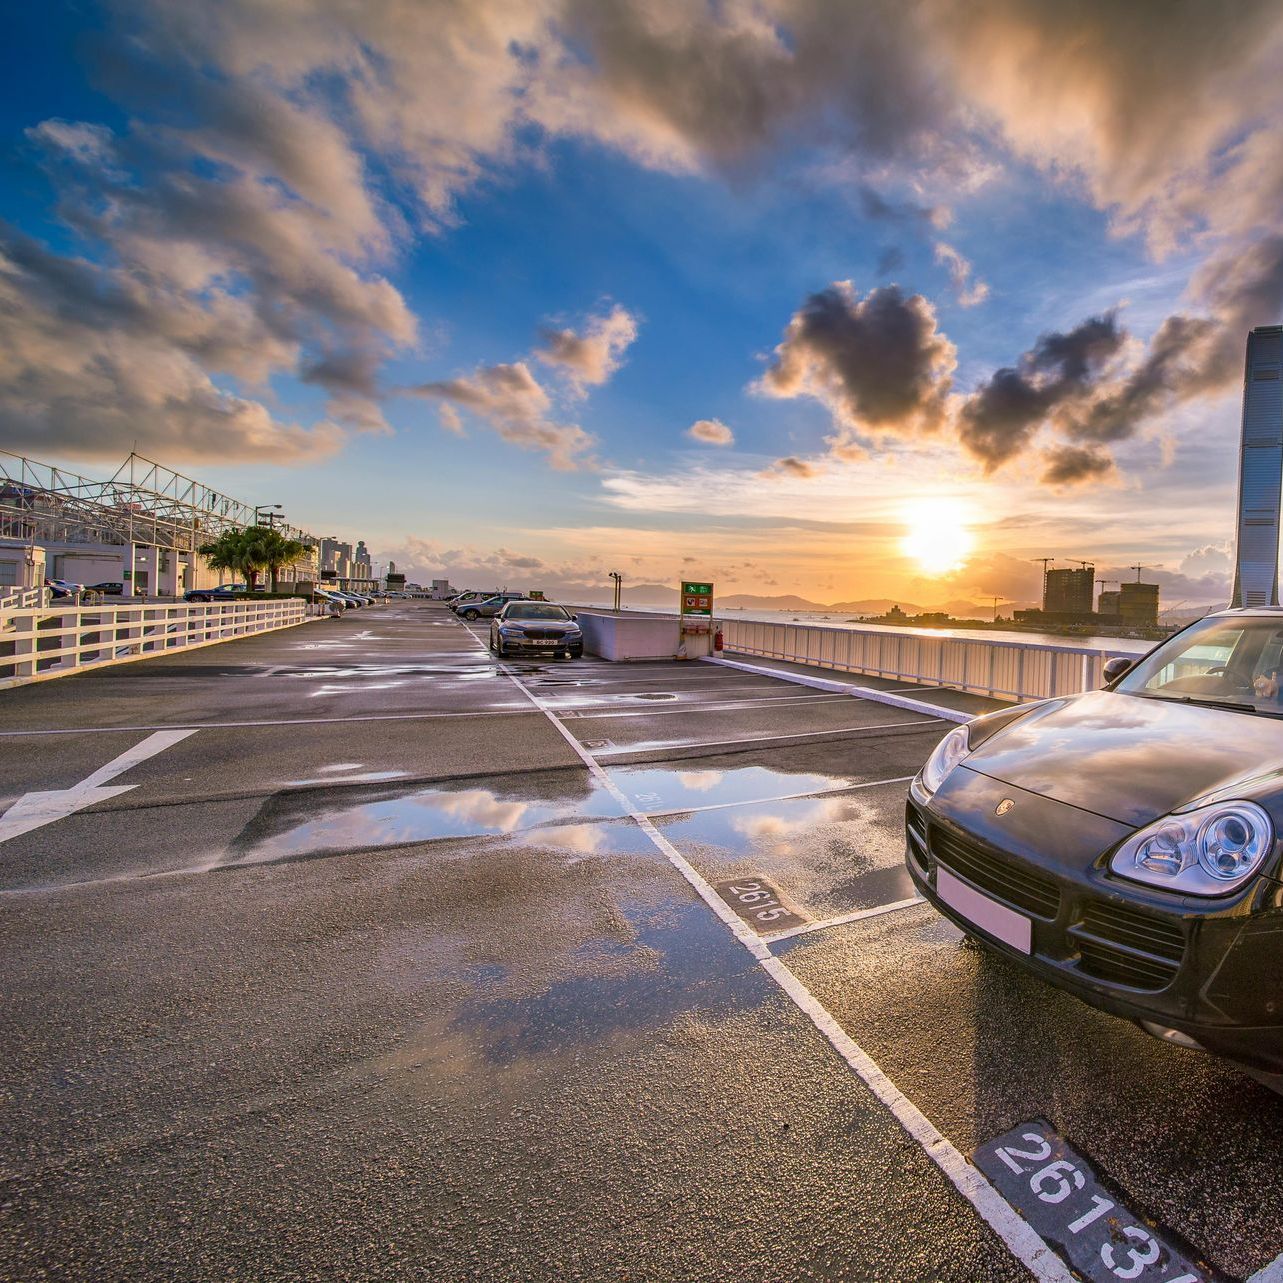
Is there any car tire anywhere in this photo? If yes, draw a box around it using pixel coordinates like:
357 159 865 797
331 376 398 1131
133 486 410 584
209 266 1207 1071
463 609 479 620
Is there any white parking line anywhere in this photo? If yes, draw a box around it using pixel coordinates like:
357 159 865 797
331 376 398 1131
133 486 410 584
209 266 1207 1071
1250 1252 1283 1281
591 716 942 757
704 656 975 725
639 775 915 818
455 618 1071 1283
0 708 546 737
569 692 849 719
762 896 925 943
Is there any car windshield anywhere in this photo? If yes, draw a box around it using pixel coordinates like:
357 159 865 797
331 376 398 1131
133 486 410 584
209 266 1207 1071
1116 614 1283 716
505 603 570 620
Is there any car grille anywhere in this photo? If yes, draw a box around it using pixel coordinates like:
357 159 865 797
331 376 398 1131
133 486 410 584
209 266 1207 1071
1071 900 1185 991
905 803 928 875
929 825 1061 920
522 629 563 640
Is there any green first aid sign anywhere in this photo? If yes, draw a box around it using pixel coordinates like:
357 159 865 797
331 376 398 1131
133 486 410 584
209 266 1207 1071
681 581 713 615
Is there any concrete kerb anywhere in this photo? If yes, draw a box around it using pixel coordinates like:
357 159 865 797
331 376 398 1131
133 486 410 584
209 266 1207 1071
703 655 973 726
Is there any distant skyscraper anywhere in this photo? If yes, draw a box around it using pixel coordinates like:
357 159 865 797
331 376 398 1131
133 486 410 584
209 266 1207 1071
1231 325 1283 608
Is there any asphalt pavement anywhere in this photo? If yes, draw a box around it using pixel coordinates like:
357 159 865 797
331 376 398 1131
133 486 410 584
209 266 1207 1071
1 602 1280 1282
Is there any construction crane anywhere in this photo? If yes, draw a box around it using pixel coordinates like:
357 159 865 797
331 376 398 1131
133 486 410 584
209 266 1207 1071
1129 564 1146 581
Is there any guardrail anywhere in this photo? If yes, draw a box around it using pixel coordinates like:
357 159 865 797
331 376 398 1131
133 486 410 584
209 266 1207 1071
0 585 44 611
0 597 316 689
718 618 1145 703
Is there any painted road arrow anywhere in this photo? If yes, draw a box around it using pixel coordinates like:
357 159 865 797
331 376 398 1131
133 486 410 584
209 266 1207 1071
0 729 198 844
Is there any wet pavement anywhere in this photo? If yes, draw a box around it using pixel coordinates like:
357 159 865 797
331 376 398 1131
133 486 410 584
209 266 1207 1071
0 602 1280 1281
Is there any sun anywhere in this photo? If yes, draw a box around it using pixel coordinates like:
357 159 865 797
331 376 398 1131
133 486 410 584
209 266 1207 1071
900 499 976 576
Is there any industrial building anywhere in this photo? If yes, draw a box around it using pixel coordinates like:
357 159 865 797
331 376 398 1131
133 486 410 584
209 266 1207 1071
1043 566 1095 617
1231 325 1283 608
0 450 376 597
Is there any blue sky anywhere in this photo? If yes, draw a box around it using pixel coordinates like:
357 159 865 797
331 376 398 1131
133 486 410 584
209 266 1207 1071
3 1 1282 606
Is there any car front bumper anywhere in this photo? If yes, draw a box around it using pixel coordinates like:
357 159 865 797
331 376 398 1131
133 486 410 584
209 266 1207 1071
906 767 1283 1073
498 634 582 655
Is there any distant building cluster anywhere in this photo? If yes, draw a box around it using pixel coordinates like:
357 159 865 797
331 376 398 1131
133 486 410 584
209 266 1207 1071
0 450 380 597
1016 564 1161 630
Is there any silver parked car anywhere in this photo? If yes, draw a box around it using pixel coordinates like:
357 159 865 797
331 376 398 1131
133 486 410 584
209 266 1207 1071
457 593 527 621
489 601 583 659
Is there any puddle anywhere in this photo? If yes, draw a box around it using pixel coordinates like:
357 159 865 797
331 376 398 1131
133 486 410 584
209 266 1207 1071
655 791 917 915
228 775 630 864
632 692 678 701
606 763 854 813
452 897 771 1064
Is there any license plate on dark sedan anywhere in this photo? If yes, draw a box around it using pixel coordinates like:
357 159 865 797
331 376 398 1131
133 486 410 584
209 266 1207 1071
937 867 1031 953
531 639 558 646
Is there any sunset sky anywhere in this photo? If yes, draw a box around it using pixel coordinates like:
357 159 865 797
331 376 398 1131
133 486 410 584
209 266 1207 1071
4 2 1283 607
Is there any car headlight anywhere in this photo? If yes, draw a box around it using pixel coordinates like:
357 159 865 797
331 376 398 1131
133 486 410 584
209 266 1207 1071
920 724 971 794
1110 800 1274 895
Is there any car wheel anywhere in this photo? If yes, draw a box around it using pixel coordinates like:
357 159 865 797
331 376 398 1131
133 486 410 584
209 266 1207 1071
463 609 479 620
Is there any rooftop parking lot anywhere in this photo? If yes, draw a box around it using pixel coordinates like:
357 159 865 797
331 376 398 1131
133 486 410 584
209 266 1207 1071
1 601 1280 1282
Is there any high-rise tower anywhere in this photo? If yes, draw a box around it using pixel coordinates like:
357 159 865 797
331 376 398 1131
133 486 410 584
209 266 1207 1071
1231 325 1283 608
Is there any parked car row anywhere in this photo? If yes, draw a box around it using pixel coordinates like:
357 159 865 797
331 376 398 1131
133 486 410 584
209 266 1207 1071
182 585 382 608
450 591 528 620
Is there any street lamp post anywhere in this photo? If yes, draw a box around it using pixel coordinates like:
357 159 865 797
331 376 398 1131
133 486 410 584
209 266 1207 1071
254 504 283 528
609 570 622 611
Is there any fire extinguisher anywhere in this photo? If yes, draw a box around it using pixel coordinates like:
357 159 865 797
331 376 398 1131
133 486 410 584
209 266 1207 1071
714 627 724 652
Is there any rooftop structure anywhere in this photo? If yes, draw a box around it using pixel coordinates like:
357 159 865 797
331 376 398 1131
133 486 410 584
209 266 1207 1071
1231 325 1283 608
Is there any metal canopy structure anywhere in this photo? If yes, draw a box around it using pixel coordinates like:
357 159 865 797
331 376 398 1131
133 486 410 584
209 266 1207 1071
0 451 320 565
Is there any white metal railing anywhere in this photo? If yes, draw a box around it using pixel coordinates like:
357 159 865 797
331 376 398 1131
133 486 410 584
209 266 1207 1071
0 585 44 611
718 618 1146 703
0 598 314 688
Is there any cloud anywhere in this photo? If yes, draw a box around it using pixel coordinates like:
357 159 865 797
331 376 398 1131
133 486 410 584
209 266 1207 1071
1041 444 1117 487
10 0 1283 473
956 313 1126 471
756 281 956 455
760 456 821 479
933 241 989 307
687 418 735 446
0 230 346 462
411 361 595 470
875 246 905 276
536 303 639 392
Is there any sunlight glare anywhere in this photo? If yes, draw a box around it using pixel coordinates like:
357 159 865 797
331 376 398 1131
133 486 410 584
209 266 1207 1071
900 499 975 576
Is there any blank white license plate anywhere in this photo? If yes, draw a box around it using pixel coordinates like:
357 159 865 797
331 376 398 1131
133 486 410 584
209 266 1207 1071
936 867 1031 954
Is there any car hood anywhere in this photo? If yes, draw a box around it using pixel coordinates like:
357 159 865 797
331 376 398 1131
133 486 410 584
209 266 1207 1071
504 619 575 631
964 689 1283 828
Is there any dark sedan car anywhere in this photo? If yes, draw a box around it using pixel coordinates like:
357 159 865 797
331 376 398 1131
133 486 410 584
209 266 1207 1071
489 601 582 659
907 607 1283 1081
184 584 246 602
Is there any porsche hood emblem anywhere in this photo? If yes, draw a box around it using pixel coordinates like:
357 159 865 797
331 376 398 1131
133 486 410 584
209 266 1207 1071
995 799 1015 816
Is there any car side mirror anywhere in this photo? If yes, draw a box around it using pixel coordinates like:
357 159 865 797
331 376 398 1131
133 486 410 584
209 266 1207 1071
571 613 577 620
1102 656 1134 686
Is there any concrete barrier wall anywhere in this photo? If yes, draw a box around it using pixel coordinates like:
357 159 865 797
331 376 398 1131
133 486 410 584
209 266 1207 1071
719 618 1146 703
576 610 715 661
0 598 315 689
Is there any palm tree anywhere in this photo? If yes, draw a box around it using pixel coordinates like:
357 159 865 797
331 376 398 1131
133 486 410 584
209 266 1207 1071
198 528 260 589
253 528 308 592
